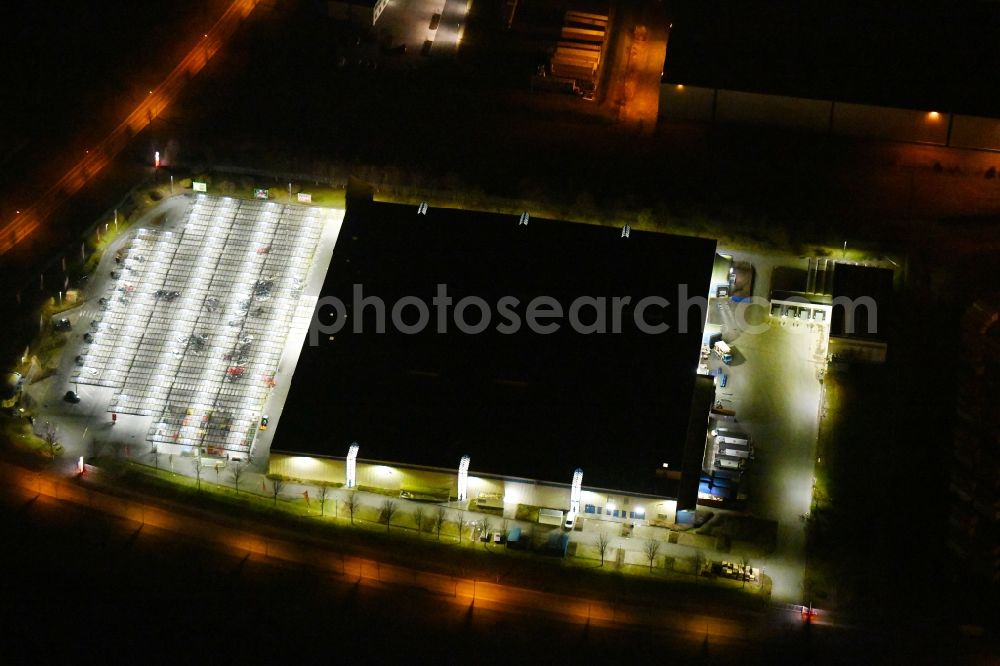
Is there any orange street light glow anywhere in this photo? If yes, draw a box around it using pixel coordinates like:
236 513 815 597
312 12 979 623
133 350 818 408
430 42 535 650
0 0 263 255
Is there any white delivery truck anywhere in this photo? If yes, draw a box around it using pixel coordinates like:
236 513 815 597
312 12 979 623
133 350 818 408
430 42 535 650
713 340 733 364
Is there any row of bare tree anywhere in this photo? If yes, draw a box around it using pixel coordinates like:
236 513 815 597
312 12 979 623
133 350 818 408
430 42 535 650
143 445 689 576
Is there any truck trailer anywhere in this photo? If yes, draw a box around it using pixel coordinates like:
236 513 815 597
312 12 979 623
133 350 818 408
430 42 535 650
713 341 734 364
716 457 743 470
716 428 749 443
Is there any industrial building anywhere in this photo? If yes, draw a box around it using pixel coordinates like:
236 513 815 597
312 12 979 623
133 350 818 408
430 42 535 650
769 259 894 364
268 195 717 521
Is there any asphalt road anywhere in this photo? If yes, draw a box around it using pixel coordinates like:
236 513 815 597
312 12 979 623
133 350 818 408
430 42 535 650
0 0 262 256
601 0 668 130
1 461 893 663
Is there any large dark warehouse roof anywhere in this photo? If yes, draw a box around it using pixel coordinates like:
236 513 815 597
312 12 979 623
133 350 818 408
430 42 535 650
271 199 716 495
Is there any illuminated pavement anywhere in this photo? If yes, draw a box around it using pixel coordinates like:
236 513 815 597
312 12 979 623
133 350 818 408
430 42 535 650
376 0 447 55
736 319 825 603
707 249 834 603
31 195 342 465
433 0 470 55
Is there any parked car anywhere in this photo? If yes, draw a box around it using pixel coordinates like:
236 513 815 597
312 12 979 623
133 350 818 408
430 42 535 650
54 317 72 332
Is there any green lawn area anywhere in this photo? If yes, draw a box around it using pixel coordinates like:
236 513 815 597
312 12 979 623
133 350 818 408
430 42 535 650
185 174 346 209
0 416 58 460
97 458 767 611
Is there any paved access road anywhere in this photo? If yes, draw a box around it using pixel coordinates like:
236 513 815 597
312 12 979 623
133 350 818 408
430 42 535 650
599 0 668 130
730 316 825 602
2 459 864 662
710 248 833 603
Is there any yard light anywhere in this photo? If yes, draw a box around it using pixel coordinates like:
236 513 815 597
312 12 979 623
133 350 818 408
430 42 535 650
457 455 471 501
346 442 359 488
570 468 583 514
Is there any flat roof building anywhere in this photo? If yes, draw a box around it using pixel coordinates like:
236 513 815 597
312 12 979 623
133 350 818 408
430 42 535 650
271 197 716 497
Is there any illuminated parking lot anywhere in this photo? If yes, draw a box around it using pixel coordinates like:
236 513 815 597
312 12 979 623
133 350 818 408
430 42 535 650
73 195 333 459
